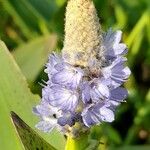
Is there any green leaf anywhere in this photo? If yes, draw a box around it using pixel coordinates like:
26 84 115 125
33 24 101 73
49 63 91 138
0 93 23 150
2 0 33 38
134 90 150 128
0 40 65 150
102 125 122 145
90 126 102 140
2 0 62 38
11 111 56 150
114 4 127 29
0 40 37 150
109 145 150 150
126 11 148 48
128 30 144 66
55 0 66 7
12 34 57 83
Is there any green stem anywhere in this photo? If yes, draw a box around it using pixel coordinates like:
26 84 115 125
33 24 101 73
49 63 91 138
65 134 89 150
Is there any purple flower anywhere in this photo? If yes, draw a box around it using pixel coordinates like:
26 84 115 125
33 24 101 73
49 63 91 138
48 85 79 111
81 81 91 104
102 57 131 88
33 101 61 132
57 112 81 127
41 85 52 102
104 87 128 107
34 29 131 135
35 120 57 133
82 103 114 127
58 116 75 127
45 53 62 79
33 101 58 117
52 62 83 89
103 29 127 60
110 87 128 102
90 78 110 102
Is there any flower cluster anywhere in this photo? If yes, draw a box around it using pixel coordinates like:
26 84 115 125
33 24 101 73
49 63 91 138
33 29 131 136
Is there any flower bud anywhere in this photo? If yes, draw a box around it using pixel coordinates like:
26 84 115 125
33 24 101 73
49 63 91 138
62 0 102 67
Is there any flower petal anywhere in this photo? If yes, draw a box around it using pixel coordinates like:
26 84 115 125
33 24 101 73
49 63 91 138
100 106 115 122
33 100 61 117
48 85 79 111
110 87 128 101
45 53 62 78
35 119 56 132
82 103 114 127
103 29 127 60
90 79 110 102
102 57 131 88
82 106 100 127
80 82 91 104
52 64 83 89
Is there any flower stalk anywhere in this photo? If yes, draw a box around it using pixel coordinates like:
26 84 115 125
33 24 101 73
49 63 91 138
65 134 89 150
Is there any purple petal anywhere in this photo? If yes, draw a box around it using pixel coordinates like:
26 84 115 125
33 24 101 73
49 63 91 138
48 85 79 111
90 79 110 102
52 65 83 89
108 100 120 106
102 57 131 88
45 53 62 78
35 119 57 132
80 82 91 104
57 112 79 127
33 100 61 118
110 87 128 102
82 103 114 127
82 105 100 127
100 106 115 122
54 62 71 71
42 85 54 102
33 102 51 117
103 29 127 59
114 43 127 55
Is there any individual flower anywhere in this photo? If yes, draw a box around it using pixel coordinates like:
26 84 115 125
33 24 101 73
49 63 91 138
82 103 114 127
47 85 79 111
51 62 84 89
45 53 62 79
103 29 128 61
102 57 131 88
90 78 110 102
33 101 61 132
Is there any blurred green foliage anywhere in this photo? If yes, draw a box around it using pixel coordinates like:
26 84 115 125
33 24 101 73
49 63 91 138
0 0 150 149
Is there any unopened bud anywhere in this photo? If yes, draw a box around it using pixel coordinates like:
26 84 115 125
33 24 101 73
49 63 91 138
62 0 102 67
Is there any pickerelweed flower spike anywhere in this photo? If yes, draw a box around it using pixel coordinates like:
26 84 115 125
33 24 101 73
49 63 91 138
33 0 131 145
62 0 103 67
